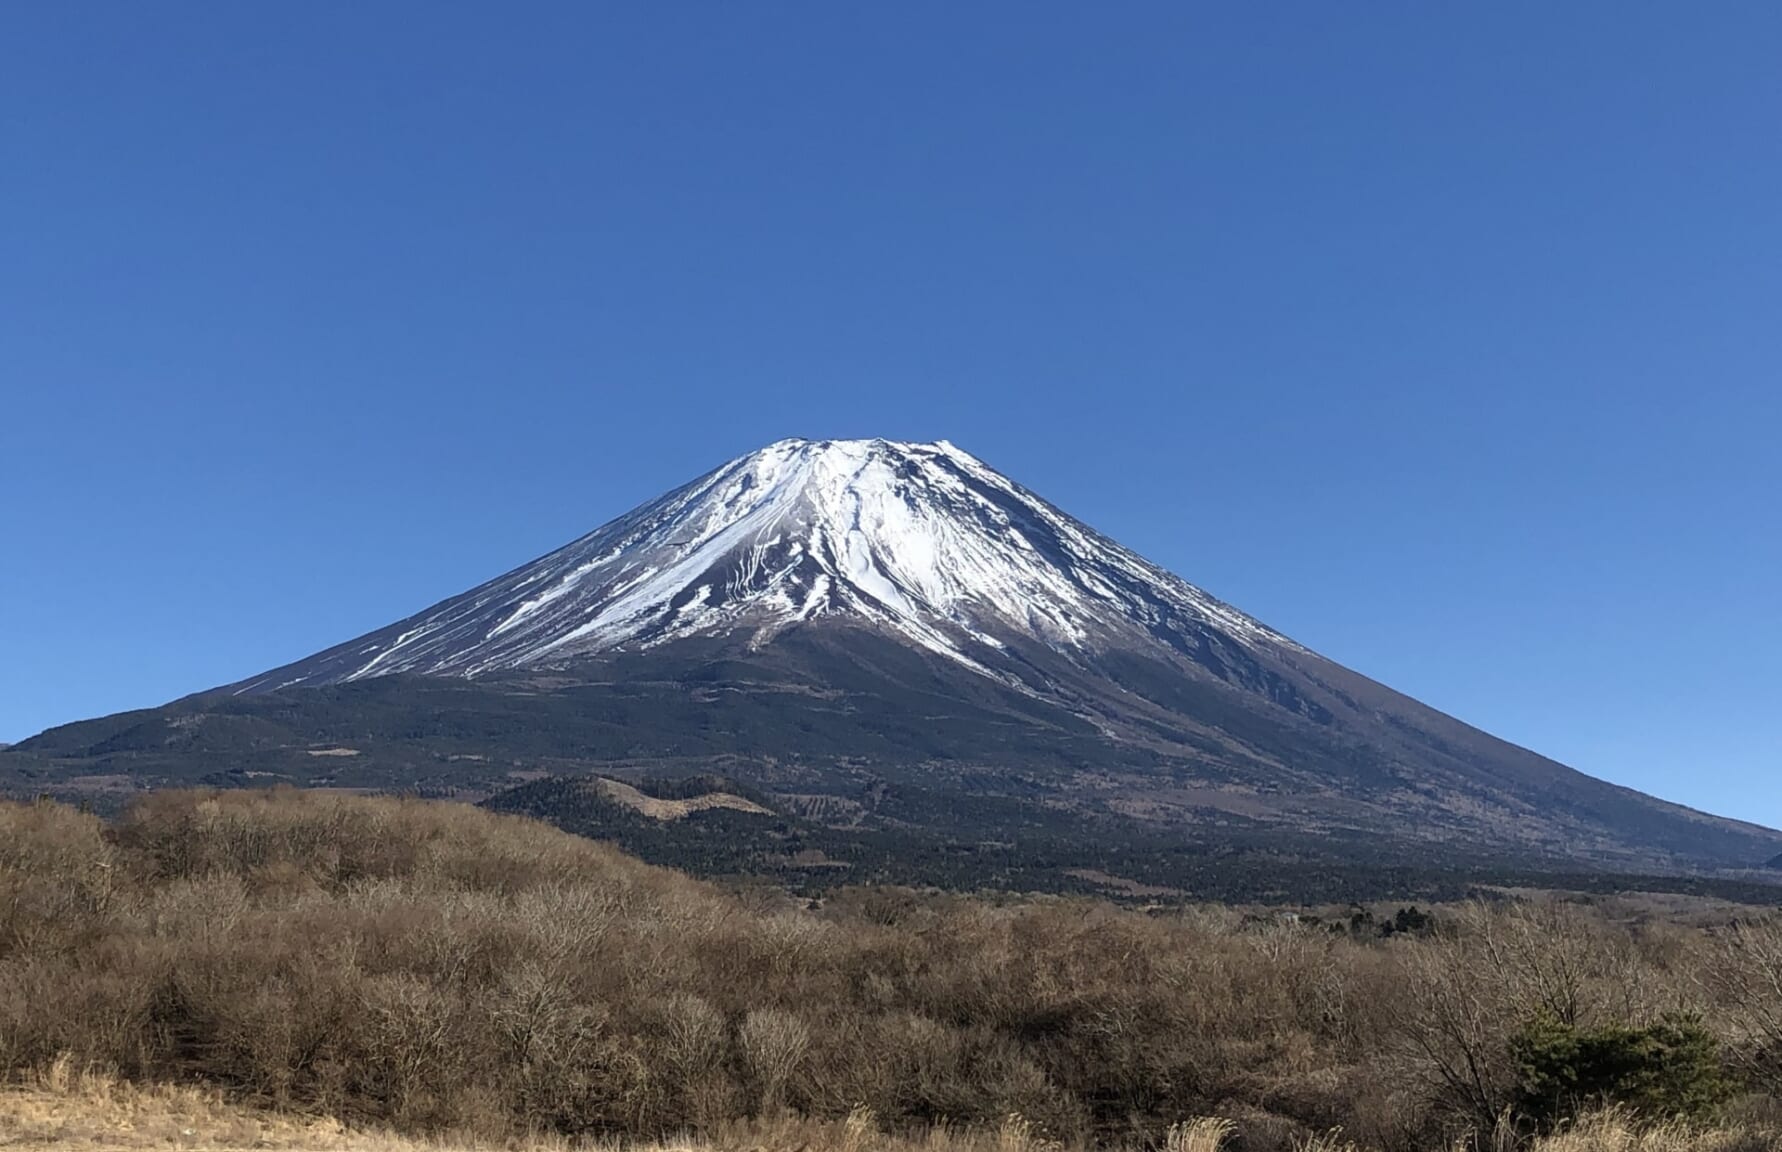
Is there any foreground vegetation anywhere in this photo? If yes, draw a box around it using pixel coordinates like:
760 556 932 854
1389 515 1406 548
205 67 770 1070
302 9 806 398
7 1064 1775 1152
2 1067 1775 1152
1 791 1779 1152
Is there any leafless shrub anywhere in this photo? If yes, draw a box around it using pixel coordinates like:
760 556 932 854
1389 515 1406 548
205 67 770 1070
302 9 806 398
1707 914 1782 1092
0 791 1773 1150
739 1008 810 1114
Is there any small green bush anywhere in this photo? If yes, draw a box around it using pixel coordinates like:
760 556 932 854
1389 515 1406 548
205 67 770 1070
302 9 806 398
1511 1013 1730 1129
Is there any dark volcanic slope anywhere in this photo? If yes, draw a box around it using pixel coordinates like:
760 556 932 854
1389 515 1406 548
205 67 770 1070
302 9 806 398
7 438 1778 874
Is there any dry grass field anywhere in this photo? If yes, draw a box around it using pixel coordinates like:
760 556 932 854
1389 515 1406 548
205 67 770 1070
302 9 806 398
0 1058 416 1151
2 791 1779 1152
4 1069 1774 1152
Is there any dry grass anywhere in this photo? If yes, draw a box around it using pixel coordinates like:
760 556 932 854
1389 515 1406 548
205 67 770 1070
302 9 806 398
1526 1110 1777 1152
1 1067 1775 1152
1166 1117 1236 1152
0 1067 1056 1152
0 1056 421 1150
1 791 1779 1152
592 778 773 822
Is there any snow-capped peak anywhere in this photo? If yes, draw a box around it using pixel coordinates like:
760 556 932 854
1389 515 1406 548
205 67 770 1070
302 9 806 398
235 438 1296 693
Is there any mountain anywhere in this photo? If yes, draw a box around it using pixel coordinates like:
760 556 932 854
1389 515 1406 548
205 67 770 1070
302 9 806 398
7 438 1779 889
231 437 1297 692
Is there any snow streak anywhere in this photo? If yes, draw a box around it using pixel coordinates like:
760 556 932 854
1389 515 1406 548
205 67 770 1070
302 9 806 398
237 439 1299 692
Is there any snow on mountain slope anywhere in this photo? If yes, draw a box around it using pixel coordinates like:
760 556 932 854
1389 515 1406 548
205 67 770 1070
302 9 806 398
33 434 1773 870
234 438 1299 693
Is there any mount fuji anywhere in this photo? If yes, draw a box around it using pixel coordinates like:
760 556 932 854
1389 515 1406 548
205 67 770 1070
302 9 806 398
234 438 1298 694
8 438 1779 886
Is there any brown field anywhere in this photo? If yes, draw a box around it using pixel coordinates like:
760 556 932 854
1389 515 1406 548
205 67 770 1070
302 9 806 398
3 1068 1775 1152
1 791 1778 1152
592 777 774 821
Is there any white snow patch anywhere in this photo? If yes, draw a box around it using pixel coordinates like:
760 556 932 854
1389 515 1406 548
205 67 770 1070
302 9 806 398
259 437 1302 691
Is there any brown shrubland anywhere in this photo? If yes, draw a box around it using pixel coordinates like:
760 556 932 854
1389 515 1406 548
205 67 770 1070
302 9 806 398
0 791 1777 1152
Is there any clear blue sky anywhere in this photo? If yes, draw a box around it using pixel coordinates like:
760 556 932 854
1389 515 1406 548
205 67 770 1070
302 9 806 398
4 4 1778 829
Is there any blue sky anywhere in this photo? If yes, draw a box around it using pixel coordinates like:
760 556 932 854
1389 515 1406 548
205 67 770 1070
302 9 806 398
3 4 1778 829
